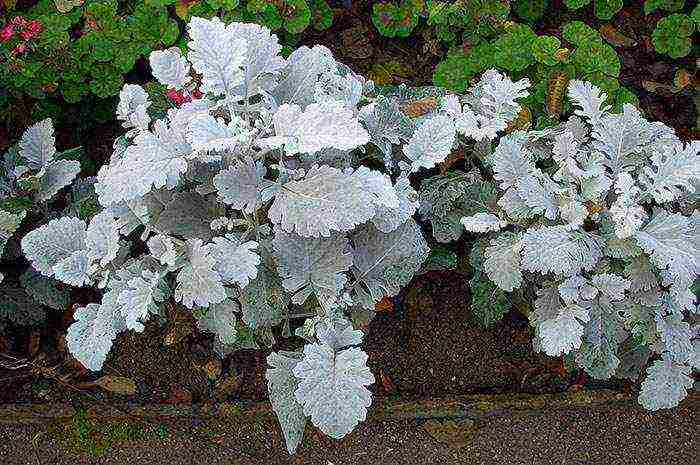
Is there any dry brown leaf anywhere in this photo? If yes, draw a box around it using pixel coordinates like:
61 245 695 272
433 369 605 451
214 373 243 401
599 24 636 48
401 97 439 118
94 375 137 395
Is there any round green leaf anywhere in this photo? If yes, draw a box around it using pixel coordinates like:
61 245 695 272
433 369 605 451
532 35 561 66
594 0 623 20
562 21 601 46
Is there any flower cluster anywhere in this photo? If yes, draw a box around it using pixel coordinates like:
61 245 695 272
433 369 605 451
0 16 43 57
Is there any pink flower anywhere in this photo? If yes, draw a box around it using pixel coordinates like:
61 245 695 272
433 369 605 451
0 25 13 43
192 89 203 100
9 16 27 29
166 89 191 106
20 20 42 41
12 42 27 56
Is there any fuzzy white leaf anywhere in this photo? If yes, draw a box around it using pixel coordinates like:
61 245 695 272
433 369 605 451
483 232 523 292
266 351 306 454
208 235 260 287
85 211 120 268
315 317 364 350
196 298 238 344
36 160 81 202
358 96 413 163
638 356 693 411
609 173 646 239
521 226 603 277
187 16 247 96
293 344 374 439
228 23 286 98
116 84 151 131
403 114 455 172
269 101 369 154
95 123 190 205
0 210 25 256
351 220 429 309
53 250 92 287
19 118 55 170
567 80 610 127
538 304 590 356
22 217 87 277
147 234 179 268
269 165 394 237
491 134 534 190
66 291 124 371
186 114 249 154
272 45 337 107
117 270 168 332
273 230 352 305
640 140 700 203
634 209 699 287
213 156 271 213
461 212 507 233
372 176 418 233
655 313 692 364
240 245 287 329
175 238 226 308
149 47 190 90
590 274 630 301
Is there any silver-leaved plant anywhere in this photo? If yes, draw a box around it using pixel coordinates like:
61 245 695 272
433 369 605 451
17 16 448 452
436 78 699 412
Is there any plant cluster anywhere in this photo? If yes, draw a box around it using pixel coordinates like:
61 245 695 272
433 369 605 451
434 19 638 124
0 0 179 104
10 14 700 455
1 119 87 328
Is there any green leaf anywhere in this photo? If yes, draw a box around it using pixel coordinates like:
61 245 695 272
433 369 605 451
651 14 695 58
311 0 333 31
562 21 602 47
532 35 561 66
470 272 510 329
644 0 685 15
494 24 537 72
572 41 620 76
89 67 123 98
372 2 418 38
594 0 623 20
564 0 591 9
283 0 311 34
513 0 548 22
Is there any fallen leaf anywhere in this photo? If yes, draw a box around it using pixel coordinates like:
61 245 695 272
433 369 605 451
599 24 636 48
673 69 693 89
165 384 192 404
401 97 439 118
27 331 41 357
374 296 394 313
214 372 243 401
642 80 682 96
94 375 137 395
195 358 222 381
377 369 396 395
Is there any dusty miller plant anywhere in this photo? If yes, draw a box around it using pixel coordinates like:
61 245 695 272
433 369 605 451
17 16 456 452
435 78 699 412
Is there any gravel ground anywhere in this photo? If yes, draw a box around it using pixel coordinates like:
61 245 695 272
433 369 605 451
0 397 696 465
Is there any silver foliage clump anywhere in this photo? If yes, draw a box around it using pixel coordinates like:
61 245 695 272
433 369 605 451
448 79 699 412
19 17 441 451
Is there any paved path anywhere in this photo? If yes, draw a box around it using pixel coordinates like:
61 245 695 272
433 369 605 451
0 391 697 465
